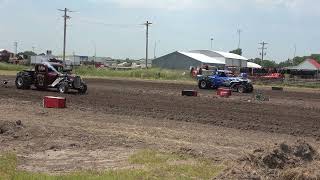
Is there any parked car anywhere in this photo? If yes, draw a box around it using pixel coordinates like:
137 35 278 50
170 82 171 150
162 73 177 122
197 70 254 93
15 62 87 94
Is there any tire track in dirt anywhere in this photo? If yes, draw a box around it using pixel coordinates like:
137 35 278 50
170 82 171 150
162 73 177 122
1 77 320 139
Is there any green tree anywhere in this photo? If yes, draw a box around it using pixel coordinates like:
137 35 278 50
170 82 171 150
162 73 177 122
17 51 37 60
229 48 242 55
249 58 278 68
278 59 292 67
278 54 320 68
310 54 320 63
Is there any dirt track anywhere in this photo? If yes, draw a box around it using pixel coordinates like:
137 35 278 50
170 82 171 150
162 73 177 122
2 77 320 138
1 76 320 174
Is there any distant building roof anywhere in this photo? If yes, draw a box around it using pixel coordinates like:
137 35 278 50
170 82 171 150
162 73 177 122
286 59 320 70
213 51 248 60
247 62 262 69
189 50 248 61
0 49 12 53
178 51 225 65
308 59 320 69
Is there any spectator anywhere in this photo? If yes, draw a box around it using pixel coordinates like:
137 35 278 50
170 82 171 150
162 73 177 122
190 67 194 76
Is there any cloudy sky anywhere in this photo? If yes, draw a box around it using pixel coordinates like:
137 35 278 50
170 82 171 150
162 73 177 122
0 0 319 61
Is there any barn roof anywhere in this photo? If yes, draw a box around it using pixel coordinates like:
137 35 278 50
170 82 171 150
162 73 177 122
213 51 248 60
247 62 262 69
308 59 320 69
286 59 320 70
189 50 248 61
178 51 225 65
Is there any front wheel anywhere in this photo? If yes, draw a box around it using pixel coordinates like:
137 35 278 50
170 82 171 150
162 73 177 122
238 85 246 93
57 82 69 94
198 80 208 89
230 83 239 92
247 84 254 93
15 76 31 89
78 83 87 94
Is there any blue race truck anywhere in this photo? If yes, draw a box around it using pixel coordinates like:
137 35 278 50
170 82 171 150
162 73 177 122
197 70 253 93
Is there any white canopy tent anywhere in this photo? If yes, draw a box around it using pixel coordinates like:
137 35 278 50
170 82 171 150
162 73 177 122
247 62 262 69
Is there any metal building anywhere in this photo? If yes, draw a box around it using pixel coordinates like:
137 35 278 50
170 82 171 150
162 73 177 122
152 50 248 70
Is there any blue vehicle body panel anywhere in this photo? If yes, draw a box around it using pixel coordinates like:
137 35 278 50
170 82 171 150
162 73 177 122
206 75 229 88
197 71 253 91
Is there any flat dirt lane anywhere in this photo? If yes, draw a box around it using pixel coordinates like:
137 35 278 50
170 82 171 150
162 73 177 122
1 77 320 138
1 76 320 174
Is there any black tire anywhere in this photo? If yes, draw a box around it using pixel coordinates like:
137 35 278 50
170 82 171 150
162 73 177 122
238 85 246 93
230 83 239 92
15 76 31 89
198 80 208 89
35 74 47 90
247 84 254 93
57 82 69 94
78 83 87 94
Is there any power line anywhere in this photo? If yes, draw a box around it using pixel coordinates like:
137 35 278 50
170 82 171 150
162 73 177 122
259 41 268 64
144 21 152 69
153 40 160 59
76 19 141 28
14 41 18 55
237 29 242 49
58 8 75 64
154 41 157 59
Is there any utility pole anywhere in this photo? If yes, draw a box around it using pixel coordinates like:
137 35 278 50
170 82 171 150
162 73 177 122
210 38 214 50
94 42 96 66
154 41 157 59
58 8 73 64
293 44 297 59
144 21 152 69
237 29 242 49
14 41 18 56
259 41 268 64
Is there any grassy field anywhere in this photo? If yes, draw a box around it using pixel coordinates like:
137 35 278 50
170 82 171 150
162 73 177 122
0 150 223 180
254 80 320 89
73 66 192 81
0 63 192 81
1 62 319 89
0 63 30 72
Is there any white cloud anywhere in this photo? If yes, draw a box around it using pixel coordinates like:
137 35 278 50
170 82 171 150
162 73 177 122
254 0 320 15
89 0 213 10
0 0 11 8
89 0 320 13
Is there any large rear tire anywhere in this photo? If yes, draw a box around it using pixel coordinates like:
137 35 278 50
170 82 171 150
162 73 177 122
35 74 47 90
15 76 31 89
198 80 208 89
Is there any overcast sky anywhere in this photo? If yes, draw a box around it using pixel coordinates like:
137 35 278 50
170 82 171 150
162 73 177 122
0 0 319 62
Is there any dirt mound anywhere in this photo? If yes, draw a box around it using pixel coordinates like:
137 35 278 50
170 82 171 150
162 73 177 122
0 120 24 136
217 141 320 179
259 141 317 170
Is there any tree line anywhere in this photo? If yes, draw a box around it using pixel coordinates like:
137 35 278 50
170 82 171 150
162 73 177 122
230 48 320 68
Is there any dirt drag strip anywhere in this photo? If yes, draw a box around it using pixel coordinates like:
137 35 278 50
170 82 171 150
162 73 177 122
1 76 320 175
1 76 320 139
